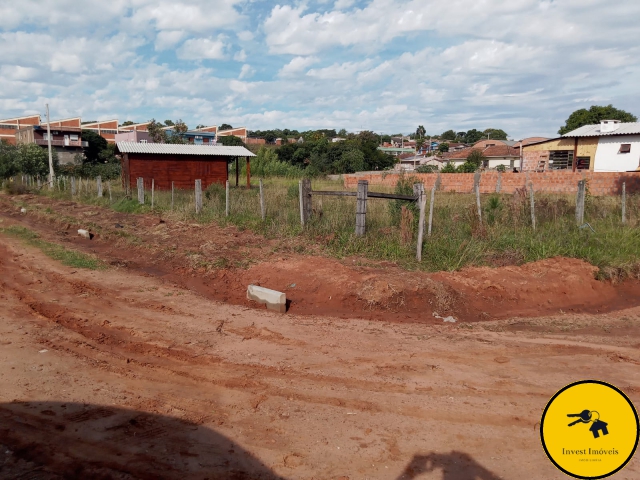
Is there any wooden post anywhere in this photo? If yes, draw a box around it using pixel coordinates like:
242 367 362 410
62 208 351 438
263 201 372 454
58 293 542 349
108 181 112 203
97 176 103 197
355 180 368 236
151 179 155 208
259 179 265 221
413 183 425 236
529 182 536 230
235 157 239 187
171 181 174 210
137 177 144 204
299 180 305 226
416 185 427 261
496 171 502 193
475 184 482 225
246 157 251 189
428 185 436 236
576 180 585 225
226 180 230 217
622 182 627 225
71 177 76 195
303 178 312 223
195 179 202 214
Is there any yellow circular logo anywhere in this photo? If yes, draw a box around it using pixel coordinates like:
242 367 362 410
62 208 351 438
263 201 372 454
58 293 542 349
541 380 639 479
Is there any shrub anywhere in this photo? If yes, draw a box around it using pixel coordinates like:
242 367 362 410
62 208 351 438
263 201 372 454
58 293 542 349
441 162 457 173
389 174 420 226
416 165 438 173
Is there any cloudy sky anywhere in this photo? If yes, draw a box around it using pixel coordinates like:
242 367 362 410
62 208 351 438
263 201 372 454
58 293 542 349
1 0 638 139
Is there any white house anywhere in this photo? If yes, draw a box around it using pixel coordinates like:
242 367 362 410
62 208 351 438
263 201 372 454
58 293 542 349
563 120 640 172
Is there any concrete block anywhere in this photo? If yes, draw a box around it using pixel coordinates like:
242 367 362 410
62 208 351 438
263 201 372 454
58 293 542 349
77 229 91 239
247 285 287 313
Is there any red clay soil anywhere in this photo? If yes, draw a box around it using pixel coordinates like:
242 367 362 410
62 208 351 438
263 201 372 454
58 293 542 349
1 193 640 324
1 231 640 479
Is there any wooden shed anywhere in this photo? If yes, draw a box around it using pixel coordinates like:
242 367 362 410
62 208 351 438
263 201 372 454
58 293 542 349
117 142 256 191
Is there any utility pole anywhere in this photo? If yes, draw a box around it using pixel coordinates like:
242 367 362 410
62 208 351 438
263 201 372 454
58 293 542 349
46 104 54 189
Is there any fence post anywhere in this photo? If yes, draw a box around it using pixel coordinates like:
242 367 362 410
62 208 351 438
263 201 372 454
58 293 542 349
413 183 425 235
622 182 626 225
71 177 76 195
576 180 585 225
355 180 368 236
259 179 266 221
37 177 42 189
151 179 155 208
171 181 175 211
195 179 202 214
475 184 482 225
137 177 144 204
299 178 311 226
299 180 305 226
496 171 502 193
428 185 436 236
416 184 427 261
97 176 103 198
226 180 230 217
529 182 536 230
108 181 112 203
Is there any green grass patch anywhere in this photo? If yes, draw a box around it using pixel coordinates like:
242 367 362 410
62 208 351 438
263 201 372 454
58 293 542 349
1 225 105 270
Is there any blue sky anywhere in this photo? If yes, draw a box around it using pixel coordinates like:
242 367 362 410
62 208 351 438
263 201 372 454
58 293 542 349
1 0 639 139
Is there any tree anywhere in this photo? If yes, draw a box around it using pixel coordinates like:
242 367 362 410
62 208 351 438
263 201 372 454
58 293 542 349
220 123 233 131
0 140 19 179
416 165 437 173
441 130 456 141
458 149 486 172
558 105 637 135
438 143 450 153
217 135 245 147
18 143 59 177
335 148 365 173
416 138 425 150
166 119 188 144
416 125 426 138
147 119 168 143
81 130 109 163
463 129 484 144
164 120 175 127
120 121 135 127
483 128 508 140
264 132 277 144
441 162 457 173
337 128 347 137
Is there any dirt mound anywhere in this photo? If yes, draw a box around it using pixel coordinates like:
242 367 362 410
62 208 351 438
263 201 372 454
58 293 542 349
1 193 640 323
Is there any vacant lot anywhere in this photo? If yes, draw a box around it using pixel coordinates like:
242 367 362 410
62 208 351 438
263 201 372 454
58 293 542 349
1 192 639 479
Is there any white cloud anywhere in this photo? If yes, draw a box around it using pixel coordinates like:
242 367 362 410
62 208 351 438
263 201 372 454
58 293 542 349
278 56 320 77
234 49 247 62
177 37 227 60
155 31 186 51
237 31 254 42
239 64 255 79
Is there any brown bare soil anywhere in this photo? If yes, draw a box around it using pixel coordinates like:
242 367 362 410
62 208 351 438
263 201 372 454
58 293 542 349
1 193 640 479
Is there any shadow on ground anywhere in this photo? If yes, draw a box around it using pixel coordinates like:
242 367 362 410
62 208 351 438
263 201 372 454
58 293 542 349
0 401 284 479
397 452 504 480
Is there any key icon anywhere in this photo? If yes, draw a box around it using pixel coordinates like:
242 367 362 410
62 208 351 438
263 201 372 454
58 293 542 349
567 409 592 426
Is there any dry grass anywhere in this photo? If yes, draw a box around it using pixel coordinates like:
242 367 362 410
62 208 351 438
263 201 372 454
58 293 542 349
30 175 640 278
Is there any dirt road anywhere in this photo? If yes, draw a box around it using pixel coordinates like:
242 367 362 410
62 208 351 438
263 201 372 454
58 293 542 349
1 197 640 479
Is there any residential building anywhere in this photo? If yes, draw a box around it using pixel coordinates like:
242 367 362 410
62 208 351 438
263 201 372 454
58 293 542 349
218 127 247 141
15 125 87 164
0 115 41 145
114 130 152 143
442 145 520 170
520 121 639 173
472 139 517 149
377 146 416 157
83 120 120 144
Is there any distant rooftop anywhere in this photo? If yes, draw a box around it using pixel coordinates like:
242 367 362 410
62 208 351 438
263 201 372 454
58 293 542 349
563 122 640 137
